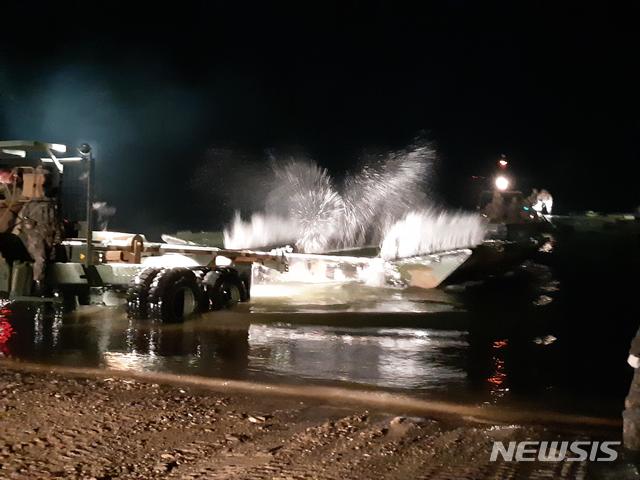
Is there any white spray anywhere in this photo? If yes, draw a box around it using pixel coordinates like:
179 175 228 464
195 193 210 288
223 212 300 250
223 142 486 257
380 209 486 260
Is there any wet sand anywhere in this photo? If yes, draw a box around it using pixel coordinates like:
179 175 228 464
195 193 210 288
0 361 623 479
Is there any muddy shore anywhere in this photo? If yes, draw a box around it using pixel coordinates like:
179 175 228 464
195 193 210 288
0 361 627 479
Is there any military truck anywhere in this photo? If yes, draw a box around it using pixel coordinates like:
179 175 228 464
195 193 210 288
0 141 288 322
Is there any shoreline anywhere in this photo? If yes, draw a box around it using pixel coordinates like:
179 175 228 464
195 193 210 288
0 359 620 432
0 360 623 479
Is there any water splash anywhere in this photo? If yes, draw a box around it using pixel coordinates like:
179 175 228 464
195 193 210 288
223 142 485 257
266 160 346 253
380 210 486 260
341 144 432 247
223 212 300 250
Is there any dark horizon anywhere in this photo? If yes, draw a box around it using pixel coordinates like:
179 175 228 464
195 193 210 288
1 1 638 236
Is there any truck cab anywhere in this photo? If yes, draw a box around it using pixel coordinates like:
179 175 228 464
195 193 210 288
0 140 80 297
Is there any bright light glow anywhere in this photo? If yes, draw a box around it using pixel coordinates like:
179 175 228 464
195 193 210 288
61 240 84 246
50 143 67 153
142 254 199 267
41 157 83 162
499 159 508 167
495 176 509 191
380 210 485 260
103 352 157 372
2 149 26 158
214 255 232 266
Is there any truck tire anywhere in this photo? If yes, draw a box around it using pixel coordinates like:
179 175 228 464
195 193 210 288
234 265 252 302
147 268 203 323
217 267 250 302
77 288 91 306
126 267 162 318
190 266 214 312
62 291 77 313
203 268 245 310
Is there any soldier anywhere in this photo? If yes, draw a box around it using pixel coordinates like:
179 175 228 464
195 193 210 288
624 338 640 450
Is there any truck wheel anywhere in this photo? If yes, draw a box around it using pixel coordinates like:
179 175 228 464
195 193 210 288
204 270 244 310
190 267 213 312
147 268 203 322
126 267 162 318
77 289 91 306
62 291 77 313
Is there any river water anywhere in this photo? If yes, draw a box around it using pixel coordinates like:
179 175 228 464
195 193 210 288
0 221 638 418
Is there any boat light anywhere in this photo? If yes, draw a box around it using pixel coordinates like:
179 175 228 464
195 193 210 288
495 176 509 191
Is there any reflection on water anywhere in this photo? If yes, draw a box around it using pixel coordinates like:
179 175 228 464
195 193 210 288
0 229 638 419
248 282 459 314
0 269 551 404
0 301 470 393
487 339 509 400
248 325 468 389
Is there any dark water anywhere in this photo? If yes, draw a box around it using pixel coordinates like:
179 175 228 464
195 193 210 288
0 220 639 418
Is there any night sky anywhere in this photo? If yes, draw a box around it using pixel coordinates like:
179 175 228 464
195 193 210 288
0 1 638 237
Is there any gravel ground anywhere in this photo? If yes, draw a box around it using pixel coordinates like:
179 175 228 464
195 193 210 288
0 362 629 479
